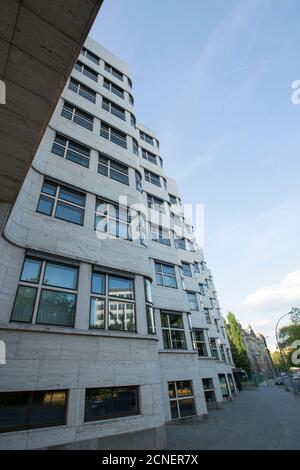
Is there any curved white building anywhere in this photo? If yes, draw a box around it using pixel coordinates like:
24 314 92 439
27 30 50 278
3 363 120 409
0 38 236 449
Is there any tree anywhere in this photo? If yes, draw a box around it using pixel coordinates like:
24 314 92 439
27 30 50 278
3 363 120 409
278 323 300 369
271 350 286 373
226 312 252 375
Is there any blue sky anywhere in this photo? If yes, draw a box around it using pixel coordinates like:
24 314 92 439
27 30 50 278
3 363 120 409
91 0 300 347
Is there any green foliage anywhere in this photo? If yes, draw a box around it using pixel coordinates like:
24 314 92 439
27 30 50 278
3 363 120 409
226 312 252 375
278 323 300 368
271 350 286 372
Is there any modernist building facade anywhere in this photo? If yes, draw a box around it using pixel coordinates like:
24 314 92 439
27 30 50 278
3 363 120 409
0 38 235 450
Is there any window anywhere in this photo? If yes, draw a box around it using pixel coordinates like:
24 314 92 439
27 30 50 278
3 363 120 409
204 307 211 324
139 130 154 145
145 279 155 334
227 348 233 364
102 97 125 121
142 148 157 165
175 238 186 250
130 113 136 127
81 47 100 65
193 329 208 357
163 178 167 191
90 271 135 331
139 214 147 246
100 122 127 148
37 180 85 225
52 133 90 168
74 60 98 82
11 257 78 327
214 318 220 332
147 194 164 212
202 379 216 403
181 262 192 277
144 169 161 187
95 198 133 241
168 381 196 419
98 155 129 185
151 225 171 246
199 283 206 296
104 62 124 81
61 102 93 131
68 78 96 103
129 93 134 105
159 156 163 168
85 386 139 422
220 344 227 362
186 240 195 252
127 77 132 88
161 312 186 350
0 390 67 433
135 171 142 192
171 213 182 226
155 263 177 288
133 138 139 156
209 338 219 360
193 262 200 273
227 374 236 393
103 78 124 99
187 292 198 311
218 374 230 398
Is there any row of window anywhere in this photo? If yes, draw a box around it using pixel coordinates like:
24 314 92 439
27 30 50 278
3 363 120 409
139 130 159 149
11 257 155 334
0 386 138 433
75 59 134 104
80 46 132 88
61 100 163 171
0 373 236 433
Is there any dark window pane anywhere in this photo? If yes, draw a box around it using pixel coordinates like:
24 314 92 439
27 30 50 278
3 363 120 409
85 388 112 421
169 314 184 329
58 187 85 206
108 276 134 299
42 181 57 196
171 330 186 349
11 286 37 322
43 263 77 289
204 390 216 403
36 290 76 326
178 398 196 417
112 387 138 416
66 149 89 167
30 391 66 427
110 169 129 185
55 202 84 225
52 142 65 157
170 400 179 419
160 313 168 328
89 298 105 329
91 272 105 295
37 196 54 215
0 393 28 431
20 258 41 283
162 329 170 349
168 383 176 399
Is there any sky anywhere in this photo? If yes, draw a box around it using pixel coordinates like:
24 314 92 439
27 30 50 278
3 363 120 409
91 0 300 349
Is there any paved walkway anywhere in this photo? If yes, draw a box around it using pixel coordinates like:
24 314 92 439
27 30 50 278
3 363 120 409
166 385 300 449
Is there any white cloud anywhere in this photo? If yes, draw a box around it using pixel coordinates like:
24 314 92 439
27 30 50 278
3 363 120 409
239 270 300 313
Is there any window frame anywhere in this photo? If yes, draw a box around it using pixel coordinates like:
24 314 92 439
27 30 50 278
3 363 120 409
102 97 126 121
98 154 129 186
51 133 90 168
10 257 78 328
160 311 187 350
95 198 134 241
168 381 196 419
61 101 93 131
100 121 127 149
68 77 96 103
155 262 177 289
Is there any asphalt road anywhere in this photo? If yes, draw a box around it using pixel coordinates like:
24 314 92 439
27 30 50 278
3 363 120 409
166 384 300 449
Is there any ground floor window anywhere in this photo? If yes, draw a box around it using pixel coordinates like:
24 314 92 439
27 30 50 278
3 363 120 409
202 378 216 403
218 374 230 398
0 390 67 433
168 381 196 419
84 386 139 422
227 374 236 393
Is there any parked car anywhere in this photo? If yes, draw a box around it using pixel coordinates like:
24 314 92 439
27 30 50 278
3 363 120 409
293 372 300 380
274 376 284 385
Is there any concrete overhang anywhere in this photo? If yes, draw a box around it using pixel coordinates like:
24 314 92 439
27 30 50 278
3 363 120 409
0 0 103 228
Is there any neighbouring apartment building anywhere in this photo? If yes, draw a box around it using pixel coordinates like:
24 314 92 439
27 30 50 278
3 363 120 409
242 326 275 379
0 38 236 449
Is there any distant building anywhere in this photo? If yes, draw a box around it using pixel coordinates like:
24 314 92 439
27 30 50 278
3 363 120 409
242 325 275 379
